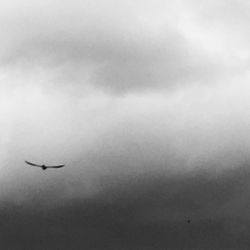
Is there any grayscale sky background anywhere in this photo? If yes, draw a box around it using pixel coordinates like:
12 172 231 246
1 0 250 249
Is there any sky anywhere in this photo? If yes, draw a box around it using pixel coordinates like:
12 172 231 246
1 0 250 249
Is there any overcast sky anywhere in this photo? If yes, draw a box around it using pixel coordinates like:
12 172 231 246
2 0 250 249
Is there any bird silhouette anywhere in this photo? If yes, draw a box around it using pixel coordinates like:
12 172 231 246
25 161 65 170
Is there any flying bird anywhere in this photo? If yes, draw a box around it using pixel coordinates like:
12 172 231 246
25 160 65 170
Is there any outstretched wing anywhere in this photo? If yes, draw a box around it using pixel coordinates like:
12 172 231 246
25 160 42 167
46 164 65 169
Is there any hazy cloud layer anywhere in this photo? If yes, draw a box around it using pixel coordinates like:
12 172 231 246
0 0 233 93
1 0 250 249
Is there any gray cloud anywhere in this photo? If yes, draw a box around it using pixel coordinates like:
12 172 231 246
1 0 250 248
0 0 225 93
2 165 250 249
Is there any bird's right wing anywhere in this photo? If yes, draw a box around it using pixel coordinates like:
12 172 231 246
46 164 65 168
25 161 42 167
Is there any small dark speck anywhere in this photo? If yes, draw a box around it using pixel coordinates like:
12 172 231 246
187 219 191 224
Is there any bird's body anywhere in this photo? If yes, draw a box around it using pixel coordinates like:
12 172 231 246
41 165 47 170
25 161 65 170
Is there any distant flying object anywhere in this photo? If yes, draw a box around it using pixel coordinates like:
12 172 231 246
25 160 65 170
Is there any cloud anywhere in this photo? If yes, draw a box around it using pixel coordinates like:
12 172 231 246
0 0 225 93
2 165 250 249
1 0 250 248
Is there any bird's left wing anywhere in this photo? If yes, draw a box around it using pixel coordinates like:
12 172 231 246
25 161 41 167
